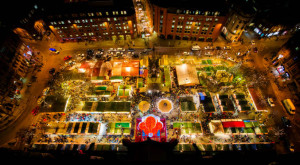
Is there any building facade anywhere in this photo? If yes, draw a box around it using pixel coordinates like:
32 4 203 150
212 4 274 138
0 29 36 115
8 1 49 41
150 0 228 42
248 0 299 39
45 0 137 42
221 0 255 42
272 31 300 99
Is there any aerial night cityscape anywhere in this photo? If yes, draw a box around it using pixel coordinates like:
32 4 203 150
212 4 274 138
0 0 299 163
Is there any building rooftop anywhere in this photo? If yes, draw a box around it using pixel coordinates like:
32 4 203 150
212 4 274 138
44 0 135 17
151 0 227 11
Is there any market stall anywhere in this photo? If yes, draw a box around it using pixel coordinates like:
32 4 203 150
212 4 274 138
96 101 131 113
209 120 225 135
176 64 199 86
247 87 268 112
112 60 139 77
117 85 131 98
173 122 202 135
107 122 131 135
180 101 196 112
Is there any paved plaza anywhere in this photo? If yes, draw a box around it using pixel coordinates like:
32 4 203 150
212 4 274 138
7 46 277 153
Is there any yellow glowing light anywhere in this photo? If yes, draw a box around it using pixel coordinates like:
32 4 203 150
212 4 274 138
126 67 131 72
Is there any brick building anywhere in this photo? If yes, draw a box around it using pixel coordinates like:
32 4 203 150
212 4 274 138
45 0 137 42
150 0 228 42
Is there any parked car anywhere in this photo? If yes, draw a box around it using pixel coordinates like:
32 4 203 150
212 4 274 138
281 117 292 128
253 47 258 53
49 68 55 74
64 56 72 61
49 48 59 54
284 137 295 152
224 46 231 50
288 142 295 152
31 106 39 116
267 98 275 107
117 48 125 51
183 52 190 55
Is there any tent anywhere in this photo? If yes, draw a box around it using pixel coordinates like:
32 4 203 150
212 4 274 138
176 64 199 86
180 101 196 112
247 87 268 111
107 122 131 135
209 120 224 134
95 101 131 113
173 122 202 135
118 85 131 98
110 76 123 82
222 121 245 128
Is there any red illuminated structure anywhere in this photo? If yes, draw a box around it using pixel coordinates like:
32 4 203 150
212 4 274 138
135 114 167 142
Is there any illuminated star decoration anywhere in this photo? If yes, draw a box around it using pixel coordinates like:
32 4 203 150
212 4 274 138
138 114 163 137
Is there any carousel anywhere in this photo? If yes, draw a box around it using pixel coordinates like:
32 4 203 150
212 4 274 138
138 101 150 112
157 99 173 113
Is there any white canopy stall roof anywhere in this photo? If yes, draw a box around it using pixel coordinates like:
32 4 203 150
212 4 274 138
176 64 199 86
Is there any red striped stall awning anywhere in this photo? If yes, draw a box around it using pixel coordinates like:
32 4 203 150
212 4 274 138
222 121 245 128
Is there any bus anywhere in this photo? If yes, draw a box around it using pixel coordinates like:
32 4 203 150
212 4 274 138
282 99 296 115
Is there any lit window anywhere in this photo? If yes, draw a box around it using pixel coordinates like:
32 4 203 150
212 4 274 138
124 11 127 14
106 12 109 16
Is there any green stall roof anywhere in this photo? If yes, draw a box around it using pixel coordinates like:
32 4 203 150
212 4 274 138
115 122 130 128
91 76 104 80
95 86 107 91
110 76 123 80
96 101 131 113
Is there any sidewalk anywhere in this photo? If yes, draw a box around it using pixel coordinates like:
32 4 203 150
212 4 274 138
0 49 45 132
